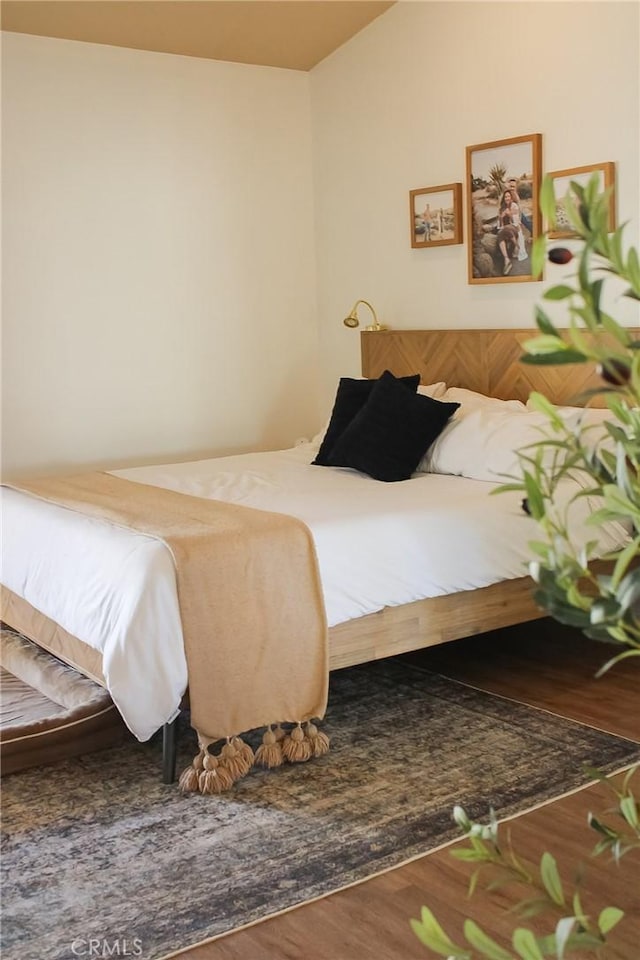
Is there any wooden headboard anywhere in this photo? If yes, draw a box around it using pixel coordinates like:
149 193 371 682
360 328 639 407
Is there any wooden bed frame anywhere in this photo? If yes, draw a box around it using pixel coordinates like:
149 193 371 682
330 326 618 666
2 327 632 778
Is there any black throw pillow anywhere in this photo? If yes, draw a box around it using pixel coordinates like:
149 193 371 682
313 371 420 466
326 370 459 482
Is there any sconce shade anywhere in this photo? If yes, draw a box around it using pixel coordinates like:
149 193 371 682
342 299 387 332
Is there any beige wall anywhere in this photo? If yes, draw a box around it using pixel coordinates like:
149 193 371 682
1 33 320 476
2 3 639 474
310 1 640 402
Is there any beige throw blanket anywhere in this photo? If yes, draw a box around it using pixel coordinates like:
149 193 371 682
6 473 329 789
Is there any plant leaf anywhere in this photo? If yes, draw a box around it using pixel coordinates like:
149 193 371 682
531 235 547 279
464 919 514 960
512 928 544 960
523 472 545 521
520 350 588 366
610 536 640 590
544 285 575 301
527 390 561 422
554 917 575 960
598 906 624 934
539 175 556 224
450 848 490 862
572 890 587 927
540 852 565 906
622 764 639 793
410 907 466 957
534 305 559 338
523 334 570 354
619 794 639 829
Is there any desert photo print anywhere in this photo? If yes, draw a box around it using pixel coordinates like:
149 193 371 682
466 134 541 283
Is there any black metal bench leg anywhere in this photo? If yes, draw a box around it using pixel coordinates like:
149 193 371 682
162 718 178 784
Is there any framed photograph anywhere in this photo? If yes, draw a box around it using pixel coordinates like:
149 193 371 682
547 162 616 239
410 183 462 248
466 133 542 284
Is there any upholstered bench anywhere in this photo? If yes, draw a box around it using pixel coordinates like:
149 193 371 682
1 627 128 774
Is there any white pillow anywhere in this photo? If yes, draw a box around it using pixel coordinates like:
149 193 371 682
527 399 612 425
311 420 331 448
420 406 582 482
416 387 526 474
527 398 611 420
443 386 526 412
418 381 447 399
527 400 615 456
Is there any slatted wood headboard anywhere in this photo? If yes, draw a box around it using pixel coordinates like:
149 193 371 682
360 328 639 407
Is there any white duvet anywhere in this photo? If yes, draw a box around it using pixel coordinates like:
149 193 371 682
1 442 627 741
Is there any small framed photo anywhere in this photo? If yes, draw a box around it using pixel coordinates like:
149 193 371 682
546 162 616 238
409 183 462 248
466 133 542 284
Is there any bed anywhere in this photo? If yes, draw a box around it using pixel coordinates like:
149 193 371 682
1 328 630 784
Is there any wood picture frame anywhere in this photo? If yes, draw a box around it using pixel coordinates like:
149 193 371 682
546 162 616 239
409 183 462 248
466 133 542 284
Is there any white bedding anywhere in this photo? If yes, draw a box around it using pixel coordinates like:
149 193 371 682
1 442 627 741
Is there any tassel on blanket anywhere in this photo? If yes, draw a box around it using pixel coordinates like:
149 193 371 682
233 736 255 769
305 721 330 758
178 749 205 793
219 737 253 781
254 725 284 768
199 751 235 795
180 720 328 794
281 722 313 763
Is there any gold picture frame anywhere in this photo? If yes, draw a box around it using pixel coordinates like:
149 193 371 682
409 183 462 249
466 133 542 284
547 162 616 239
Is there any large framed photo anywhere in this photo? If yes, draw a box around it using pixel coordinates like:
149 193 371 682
466 133 542 284
409 183 462 248
547 162 616 239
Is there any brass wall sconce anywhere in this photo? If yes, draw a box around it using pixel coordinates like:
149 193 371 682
343 299 387 332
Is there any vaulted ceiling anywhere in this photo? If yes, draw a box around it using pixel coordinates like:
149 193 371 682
0 1 395 71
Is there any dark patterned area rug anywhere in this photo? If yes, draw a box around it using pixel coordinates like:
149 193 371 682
2 659 639 960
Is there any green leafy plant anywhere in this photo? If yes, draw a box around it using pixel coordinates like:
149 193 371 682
508 172 640 672
411 767 639 960
411 174 640 958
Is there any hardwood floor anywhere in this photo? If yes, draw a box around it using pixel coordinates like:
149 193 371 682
177 621 640 960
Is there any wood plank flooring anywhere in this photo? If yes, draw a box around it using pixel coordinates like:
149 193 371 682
176 621 640 960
